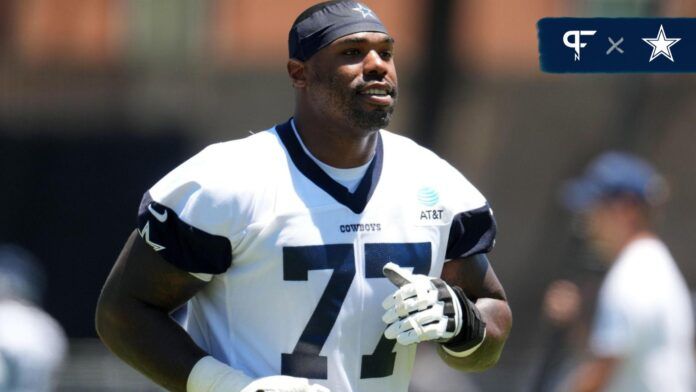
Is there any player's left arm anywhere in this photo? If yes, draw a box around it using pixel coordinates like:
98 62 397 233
437 254 512 371
566 277 626 392
567 356 620 392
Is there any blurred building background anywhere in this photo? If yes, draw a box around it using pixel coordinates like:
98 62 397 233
1 0 695 391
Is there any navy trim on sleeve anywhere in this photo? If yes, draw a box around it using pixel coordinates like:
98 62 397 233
137 192 232 274
275 118 383 215
445 204 497 260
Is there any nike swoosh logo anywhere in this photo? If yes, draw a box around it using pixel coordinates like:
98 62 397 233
148 204 168 223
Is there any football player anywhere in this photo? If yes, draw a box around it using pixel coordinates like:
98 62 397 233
95 1 512 391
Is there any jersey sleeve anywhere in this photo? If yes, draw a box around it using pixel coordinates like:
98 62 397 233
136 145 240 279
440 160 497 260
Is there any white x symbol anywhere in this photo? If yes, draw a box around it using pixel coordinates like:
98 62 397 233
606 37 624 55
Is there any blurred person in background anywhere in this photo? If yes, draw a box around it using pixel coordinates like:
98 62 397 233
0 245 67 391
546 152 695 392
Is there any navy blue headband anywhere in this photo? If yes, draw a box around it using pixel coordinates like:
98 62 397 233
289 1 389 61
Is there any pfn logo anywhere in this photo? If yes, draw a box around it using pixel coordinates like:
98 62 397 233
563 30 596 61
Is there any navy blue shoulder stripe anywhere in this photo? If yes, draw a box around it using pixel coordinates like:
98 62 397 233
446 204 497 260
137 192 232 274
275 119 383 214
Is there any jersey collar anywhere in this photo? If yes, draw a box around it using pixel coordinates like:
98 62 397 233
275 118 383 214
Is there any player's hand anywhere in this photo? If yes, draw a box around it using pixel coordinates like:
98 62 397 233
542 279 581 327
241 375 330 392
381 262 486 350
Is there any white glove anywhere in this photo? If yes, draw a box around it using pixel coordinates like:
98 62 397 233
241 375 330 392
381 262 485 351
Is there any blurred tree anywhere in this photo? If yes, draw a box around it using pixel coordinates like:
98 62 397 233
580 0 660 16
126 0 205 70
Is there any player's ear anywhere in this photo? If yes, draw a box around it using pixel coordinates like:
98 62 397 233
287 59 307 88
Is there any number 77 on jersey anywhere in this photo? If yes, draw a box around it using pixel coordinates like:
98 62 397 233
281 242 431 380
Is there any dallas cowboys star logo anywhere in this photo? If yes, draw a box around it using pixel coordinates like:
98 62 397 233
642 24 681 62
138 221 166 252
352 3 375 19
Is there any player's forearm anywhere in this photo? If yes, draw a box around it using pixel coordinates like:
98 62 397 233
437 297 512 371
95 304 203 389
569 357 618 392
96 293 207 391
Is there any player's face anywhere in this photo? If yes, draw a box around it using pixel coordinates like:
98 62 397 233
581 198 637 261
306 32 398 132
582 203 616 260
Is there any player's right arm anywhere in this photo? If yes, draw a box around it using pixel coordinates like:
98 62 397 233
96 235 328 392
96 142 329 392
94 145 234 391
95 229 209 391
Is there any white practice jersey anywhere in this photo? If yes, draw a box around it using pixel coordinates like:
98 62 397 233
137 119 496 392
590 237 695 392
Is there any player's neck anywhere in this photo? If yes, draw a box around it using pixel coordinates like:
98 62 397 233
292 112 378 169
622 230 657 251
606 230 657 262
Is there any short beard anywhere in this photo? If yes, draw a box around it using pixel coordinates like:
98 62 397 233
348 100 394 131
314 71 396 132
